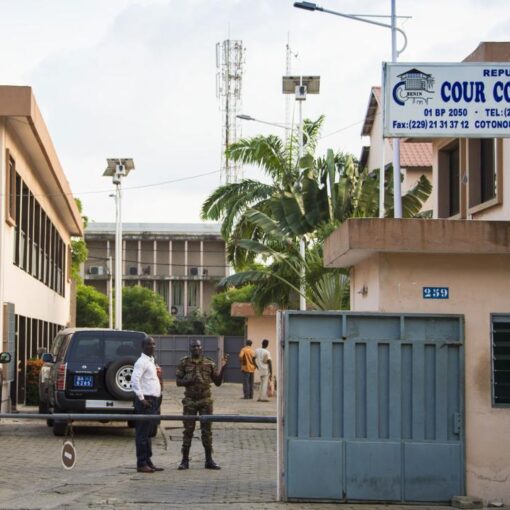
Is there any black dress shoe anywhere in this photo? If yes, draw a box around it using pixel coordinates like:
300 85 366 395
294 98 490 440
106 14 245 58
137 465 155 473
148 463 164 471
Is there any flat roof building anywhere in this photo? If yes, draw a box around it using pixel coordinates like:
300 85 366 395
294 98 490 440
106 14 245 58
84 223 227 318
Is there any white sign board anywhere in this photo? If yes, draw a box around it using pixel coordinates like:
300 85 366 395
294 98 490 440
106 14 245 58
383 62 510 138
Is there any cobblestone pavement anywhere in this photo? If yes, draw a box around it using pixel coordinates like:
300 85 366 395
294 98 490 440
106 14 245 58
0 383 454 510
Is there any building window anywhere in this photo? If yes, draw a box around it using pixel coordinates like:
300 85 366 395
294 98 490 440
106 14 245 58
12 173 66 296
156 281 169 308
5 152 17 225
14 173 21 264
172 281 183 306
468 138 501 210
492 315 510 407
438 141 460 218
188 281 198 307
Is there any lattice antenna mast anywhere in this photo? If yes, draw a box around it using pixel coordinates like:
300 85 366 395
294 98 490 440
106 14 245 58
285 36 298 141
216 40 245 184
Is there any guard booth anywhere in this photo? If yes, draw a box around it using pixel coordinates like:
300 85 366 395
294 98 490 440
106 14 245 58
278 311 464 503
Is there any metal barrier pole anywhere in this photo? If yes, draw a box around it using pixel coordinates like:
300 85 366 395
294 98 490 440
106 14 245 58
0 413 277 423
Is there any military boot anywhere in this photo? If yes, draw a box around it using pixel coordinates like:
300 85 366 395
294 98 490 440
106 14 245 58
204 448 221 469
178 447 190 470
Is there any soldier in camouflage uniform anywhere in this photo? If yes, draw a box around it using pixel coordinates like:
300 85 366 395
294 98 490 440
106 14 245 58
176 339 229 470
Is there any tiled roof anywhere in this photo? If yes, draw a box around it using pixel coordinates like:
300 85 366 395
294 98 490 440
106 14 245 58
361 87 381 136
399 142 432 167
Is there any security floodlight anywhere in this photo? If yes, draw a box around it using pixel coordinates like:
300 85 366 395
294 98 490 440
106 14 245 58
103 158 135 178
282 76 320 95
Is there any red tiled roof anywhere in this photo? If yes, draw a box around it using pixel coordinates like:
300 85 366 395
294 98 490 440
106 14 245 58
399 142 432 167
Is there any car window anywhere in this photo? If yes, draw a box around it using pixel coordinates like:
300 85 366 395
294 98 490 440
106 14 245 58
68 333 103 362
52 333 71 360
104 333 144 362
51 334 64 356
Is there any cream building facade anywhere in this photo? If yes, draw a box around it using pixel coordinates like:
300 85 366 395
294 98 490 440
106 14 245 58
324 42 510 503
84 223 227 317
360 86 434 212
0 86 83 409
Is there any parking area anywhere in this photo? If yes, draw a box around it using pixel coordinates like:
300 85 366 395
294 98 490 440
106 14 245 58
0 383 454 510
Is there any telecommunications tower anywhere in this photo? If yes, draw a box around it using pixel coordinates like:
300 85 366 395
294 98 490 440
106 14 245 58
216 39 245 184
285 36 298 141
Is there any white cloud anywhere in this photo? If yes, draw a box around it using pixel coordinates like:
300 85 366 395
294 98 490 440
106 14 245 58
0 0 508 222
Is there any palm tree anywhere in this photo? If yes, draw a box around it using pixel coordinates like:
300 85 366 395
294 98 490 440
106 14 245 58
201 117 325 269
202 117 432 311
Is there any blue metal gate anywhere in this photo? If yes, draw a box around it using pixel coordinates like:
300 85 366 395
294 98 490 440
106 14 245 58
281 311 464 503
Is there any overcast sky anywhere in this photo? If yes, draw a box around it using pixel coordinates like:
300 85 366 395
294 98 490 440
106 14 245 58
0 0 508 224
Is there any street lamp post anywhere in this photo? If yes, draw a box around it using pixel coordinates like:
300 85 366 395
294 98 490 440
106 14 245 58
236 114 290 130
283 76 320 311
103 158 134 330
107 256 113 329
294 1 408 218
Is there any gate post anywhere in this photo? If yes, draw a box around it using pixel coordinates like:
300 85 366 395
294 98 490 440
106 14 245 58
276 310 285 501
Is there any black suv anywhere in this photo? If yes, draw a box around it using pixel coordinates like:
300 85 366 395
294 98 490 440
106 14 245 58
39 328 148 436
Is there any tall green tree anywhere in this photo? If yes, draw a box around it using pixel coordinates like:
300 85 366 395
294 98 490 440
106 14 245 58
205 285 254 335
122 286 174 334
76 284 108 327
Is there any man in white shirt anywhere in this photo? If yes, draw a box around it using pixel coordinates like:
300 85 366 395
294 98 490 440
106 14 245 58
255 339 272 402
131 336 163 473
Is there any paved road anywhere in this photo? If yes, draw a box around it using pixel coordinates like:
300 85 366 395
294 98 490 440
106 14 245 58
0 383 453 510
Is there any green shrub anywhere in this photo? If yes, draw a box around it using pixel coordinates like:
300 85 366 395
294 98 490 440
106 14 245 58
26 358 43 405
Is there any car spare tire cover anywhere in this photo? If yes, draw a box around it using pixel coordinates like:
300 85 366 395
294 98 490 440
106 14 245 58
105 357 136 400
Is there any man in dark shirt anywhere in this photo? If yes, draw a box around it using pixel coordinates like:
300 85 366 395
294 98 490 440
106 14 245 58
176 339 229 470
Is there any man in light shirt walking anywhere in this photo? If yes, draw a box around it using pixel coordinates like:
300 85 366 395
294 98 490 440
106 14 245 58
255 339 272 402
131 336 164 473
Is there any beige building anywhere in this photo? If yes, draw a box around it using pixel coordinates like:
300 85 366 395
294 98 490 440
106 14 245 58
324 42 510 502
0 86 83 409
360 86 433 212
231 303 277 382
84 223 226 317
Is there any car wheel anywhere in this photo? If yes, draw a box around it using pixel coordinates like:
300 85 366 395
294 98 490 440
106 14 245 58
105 357 136 400
53 420 67 436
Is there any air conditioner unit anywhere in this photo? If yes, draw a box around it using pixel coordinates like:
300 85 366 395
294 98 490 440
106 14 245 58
128 266 138 276
170 305 184 316
189 267 198 276
88 266 104 276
